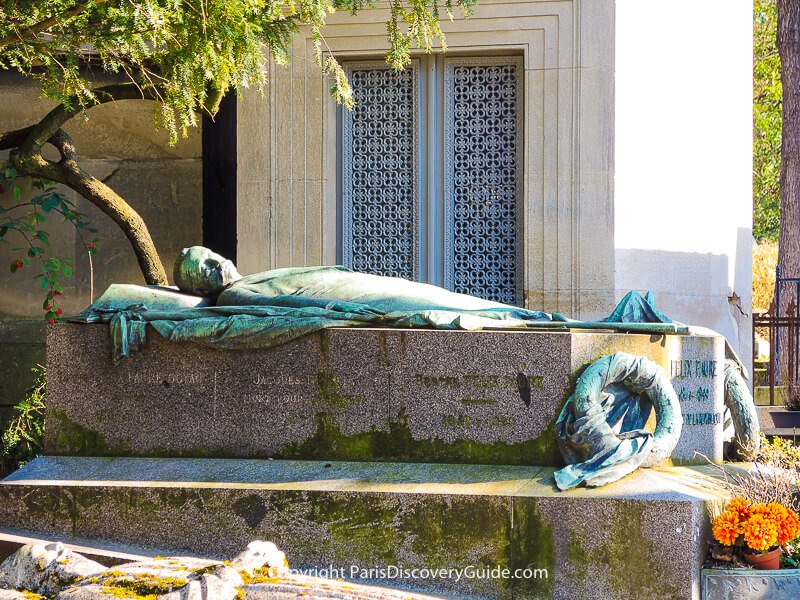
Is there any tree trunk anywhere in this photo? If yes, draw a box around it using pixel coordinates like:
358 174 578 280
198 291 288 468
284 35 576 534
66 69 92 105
778 0 800 288
777 0 800 400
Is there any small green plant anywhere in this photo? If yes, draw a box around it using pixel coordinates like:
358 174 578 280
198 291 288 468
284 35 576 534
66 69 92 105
1 365 46 476
0 163 98 320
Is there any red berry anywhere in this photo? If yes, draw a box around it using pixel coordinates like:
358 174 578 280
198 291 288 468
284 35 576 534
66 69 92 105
53 291 63 296
45 304 51 311
55 308 63 315
14 260 23 268
48 318 55 324
85 243 96 250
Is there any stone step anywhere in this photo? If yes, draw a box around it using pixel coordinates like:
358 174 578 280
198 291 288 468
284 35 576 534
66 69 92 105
0 456 730 600
45 324 727 466
757 405 800 429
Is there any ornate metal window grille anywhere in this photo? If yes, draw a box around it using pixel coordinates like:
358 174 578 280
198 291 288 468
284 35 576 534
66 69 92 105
341 61 420 280
340 56 522 304
444 57 523 305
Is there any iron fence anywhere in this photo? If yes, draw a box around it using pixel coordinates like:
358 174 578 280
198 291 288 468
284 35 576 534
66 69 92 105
754 267 800 406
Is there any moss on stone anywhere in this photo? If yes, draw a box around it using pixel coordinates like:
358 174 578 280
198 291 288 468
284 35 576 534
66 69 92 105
508 498 555 599
191 565 217 577
239 566 282 585
279 409 563 466
591 501 683 600
301 489 519 596
307 492 401 566
50 409 131 456
100 574 188 599
317 372 362 409
566 532 589 583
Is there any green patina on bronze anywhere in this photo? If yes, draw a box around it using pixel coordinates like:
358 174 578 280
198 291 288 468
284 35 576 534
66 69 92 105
279 410 563 466
75 249 687 364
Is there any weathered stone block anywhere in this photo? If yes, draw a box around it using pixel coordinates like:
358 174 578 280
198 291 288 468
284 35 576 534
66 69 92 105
0 457 727 600
45 325 726 464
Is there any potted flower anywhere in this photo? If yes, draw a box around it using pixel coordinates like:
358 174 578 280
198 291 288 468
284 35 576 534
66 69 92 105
712 497 800 569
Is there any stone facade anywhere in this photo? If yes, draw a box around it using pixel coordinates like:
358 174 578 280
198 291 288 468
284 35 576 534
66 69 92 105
235 0 618 320
234 0 753 361
0 456 727 599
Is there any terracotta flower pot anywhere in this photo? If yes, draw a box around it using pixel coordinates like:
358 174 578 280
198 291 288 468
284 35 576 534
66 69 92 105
743 546 781 570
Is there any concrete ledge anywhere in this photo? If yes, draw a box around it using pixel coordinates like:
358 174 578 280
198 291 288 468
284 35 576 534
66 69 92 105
0 457 731 599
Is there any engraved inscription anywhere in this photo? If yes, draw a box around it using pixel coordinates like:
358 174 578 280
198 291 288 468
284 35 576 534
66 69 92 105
671 359 717 426
126 372 203 385
415 373 543 390
416 371 544 413
683 413 722 426
670 360 717 378
253 374 316 386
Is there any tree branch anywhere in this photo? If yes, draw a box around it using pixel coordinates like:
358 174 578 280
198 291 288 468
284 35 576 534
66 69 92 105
10 128 168 285
19 83 163 156
0 1 105 51
0 126 34 151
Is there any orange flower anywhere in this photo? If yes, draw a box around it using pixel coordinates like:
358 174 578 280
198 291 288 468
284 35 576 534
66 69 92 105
743 513 779 552
713 510 742 546
726 497 754 522
755 502 786 521
778 507 800 545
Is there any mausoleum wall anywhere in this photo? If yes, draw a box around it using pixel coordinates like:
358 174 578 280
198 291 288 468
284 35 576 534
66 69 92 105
234 0 618 319
234 0 753 364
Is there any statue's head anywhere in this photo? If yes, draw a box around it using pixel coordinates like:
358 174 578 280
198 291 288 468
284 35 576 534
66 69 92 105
173 246 242 297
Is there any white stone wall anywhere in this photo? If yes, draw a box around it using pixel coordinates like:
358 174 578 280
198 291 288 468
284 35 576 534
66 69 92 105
614 0 753 361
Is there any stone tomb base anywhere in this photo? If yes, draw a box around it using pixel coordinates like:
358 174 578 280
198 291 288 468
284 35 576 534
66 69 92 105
46 325 726 464
0 457 728 600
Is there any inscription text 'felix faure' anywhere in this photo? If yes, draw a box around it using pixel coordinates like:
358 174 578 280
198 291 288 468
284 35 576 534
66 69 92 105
670 359 719 427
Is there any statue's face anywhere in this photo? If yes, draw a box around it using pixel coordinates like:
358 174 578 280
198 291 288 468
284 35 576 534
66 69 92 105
173 246 242 297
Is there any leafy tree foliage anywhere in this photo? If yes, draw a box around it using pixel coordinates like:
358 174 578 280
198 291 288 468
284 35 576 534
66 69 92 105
0 164 97 321
754 0 781 243
0 0 474 287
